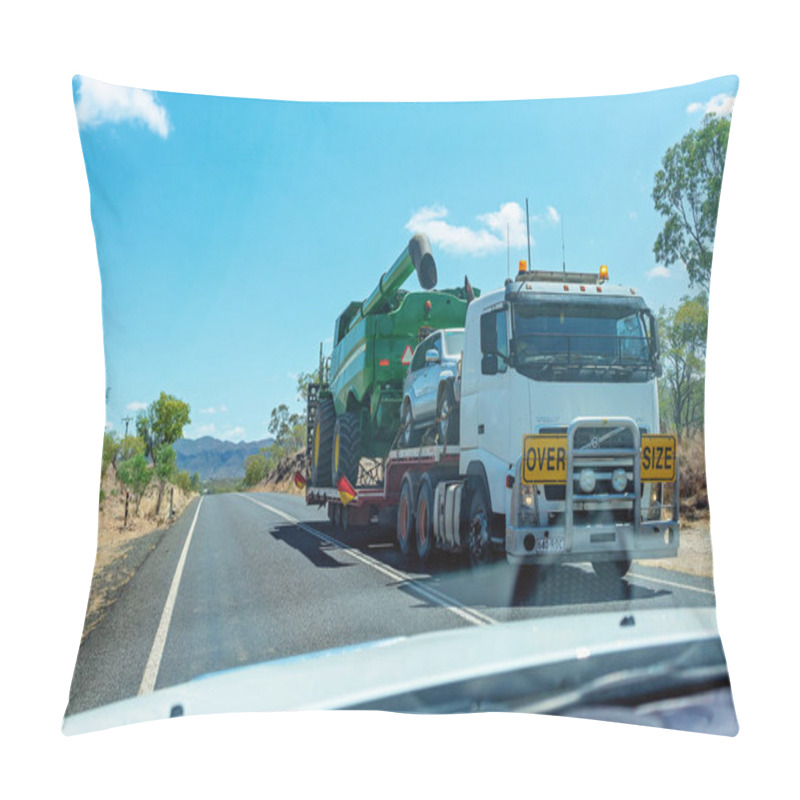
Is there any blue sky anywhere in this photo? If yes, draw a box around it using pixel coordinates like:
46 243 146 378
74 75 738 443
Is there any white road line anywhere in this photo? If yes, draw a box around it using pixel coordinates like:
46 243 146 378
628 570 716 596
239 494 498 627
138 496 204 695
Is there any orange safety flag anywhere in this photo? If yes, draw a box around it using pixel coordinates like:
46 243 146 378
336 475 357 506
294 470 307 489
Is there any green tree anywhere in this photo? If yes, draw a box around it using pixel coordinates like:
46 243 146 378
658 294 708 438
652 115 731 293
136 392 191 461
117 453 151 515
243 451 269 487
268 404 305 453
118 434 146 463
153 443 177 515
102 431 119 478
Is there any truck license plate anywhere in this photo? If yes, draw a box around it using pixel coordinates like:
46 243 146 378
535 536 565 554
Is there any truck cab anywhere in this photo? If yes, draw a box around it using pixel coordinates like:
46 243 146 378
458 263 678 569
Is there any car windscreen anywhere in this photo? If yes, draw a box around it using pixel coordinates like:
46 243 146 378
511 295 656 382
443 330 464 356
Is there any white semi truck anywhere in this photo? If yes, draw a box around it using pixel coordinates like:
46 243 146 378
306 260 679 580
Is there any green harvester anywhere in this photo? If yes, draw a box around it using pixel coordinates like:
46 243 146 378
309 234 477 487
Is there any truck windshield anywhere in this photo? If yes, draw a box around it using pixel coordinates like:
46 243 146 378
511 296 657 382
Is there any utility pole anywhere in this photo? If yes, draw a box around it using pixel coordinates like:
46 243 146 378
122 416 133 438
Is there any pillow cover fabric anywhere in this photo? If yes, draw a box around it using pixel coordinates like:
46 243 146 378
64 75 739 736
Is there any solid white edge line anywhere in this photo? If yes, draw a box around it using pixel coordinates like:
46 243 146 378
138 495 204 695
628 570 716 596
238 493 498 627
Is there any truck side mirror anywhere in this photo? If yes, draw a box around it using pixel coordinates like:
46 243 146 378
481 353 499 375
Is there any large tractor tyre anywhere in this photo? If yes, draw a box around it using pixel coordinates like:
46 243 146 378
397 474 419 557
467 482 495 569
436 382 459 445
311 398 336 487
415 475 436 564
332 412 361 488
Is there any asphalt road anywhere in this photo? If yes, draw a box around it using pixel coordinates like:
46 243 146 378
65 491 718 716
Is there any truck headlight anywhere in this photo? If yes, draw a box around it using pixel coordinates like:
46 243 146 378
611 468 628 493
518 483 537 525
578 468 596 494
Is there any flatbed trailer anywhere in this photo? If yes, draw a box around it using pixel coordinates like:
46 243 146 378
305 443 461 531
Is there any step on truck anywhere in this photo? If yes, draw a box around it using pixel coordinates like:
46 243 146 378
305 243 679 579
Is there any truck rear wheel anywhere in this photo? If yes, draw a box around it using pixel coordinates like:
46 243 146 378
332 412 360 487
415 475 435 563
397 474 419 556
311 398 335 487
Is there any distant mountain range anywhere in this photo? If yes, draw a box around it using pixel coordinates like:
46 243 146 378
174 436 273 480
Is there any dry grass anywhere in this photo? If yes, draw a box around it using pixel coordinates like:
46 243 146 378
80 468 197 641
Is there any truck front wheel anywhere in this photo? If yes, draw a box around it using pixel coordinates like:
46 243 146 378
397 475 418 557
592 559 632 582
467 483 494 569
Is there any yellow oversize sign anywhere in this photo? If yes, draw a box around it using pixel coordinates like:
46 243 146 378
522 435 567 484
640 434 677 482
522 433 677 484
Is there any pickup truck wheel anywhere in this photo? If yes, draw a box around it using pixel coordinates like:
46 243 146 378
437 383 459 445
401 402 419 447
415 476 435 563
397 475 418 556
311 398 335 487
332 412 360 487
467 483 494 568
592 559 632 582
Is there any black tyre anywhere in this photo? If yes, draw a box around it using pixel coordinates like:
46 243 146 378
397 474 419 556
467 482 494 568
332 412 360 487
592 559 632 582
401 401 419 447
437 382 459 445
415 475 436 563
332 502 341 528
311 398 335 487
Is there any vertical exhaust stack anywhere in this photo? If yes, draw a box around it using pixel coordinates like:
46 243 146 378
359 234 438 320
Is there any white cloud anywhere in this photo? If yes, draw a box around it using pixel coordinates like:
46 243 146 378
476 202 529 248
200 405 227 414
648 265 672 279
406 201 549 256
125 401 147 412
75 77 171 138
105 421 114 432
220 426 246 442
687 93 735 117
194 424 217 437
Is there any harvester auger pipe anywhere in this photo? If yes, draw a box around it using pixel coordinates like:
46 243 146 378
358 233 437 321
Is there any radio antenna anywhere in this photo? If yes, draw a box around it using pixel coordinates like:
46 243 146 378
525 197 532 269
507 222 510 279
